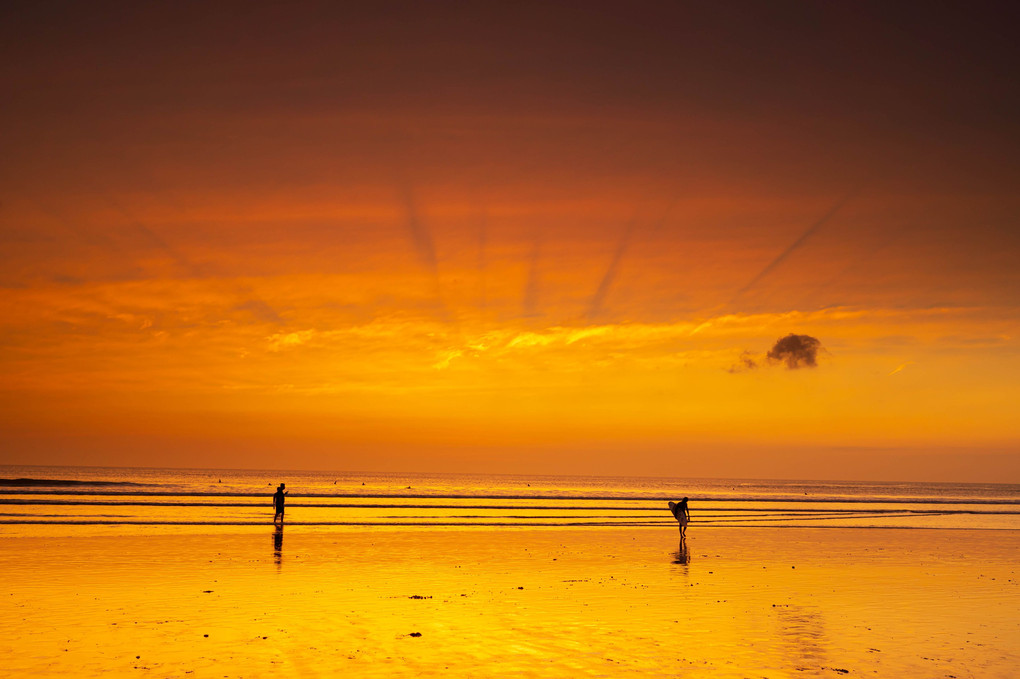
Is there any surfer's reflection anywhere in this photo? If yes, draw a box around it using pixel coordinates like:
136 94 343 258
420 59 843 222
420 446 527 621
273 523 283 568
672 536 690 565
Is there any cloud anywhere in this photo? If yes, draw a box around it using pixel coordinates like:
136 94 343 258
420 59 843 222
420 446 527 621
433 349 463 370
399 185 450 322
400 187 439 276
730 187 861 304
266 330 318 351
766 334 823 369
585 202 676 321
727 351 760 373
730 333 825 372
586 218 634 320
475 202 488 309
888 361 915 376
236 299 284 324
522 237 542 317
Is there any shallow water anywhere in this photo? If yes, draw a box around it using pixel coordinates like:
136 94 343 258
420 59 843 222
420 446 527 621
4 466 1019 676
3 465 1018 534
3 527 1018 677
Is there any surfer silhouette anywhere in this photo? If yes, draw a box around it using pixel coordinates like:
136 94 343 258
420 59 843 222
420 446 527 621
668 497 690 537
273 483 288 523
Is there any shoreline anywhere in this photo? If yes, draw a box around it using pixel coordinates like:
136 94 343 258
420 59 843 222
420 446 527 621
5 523 1020 539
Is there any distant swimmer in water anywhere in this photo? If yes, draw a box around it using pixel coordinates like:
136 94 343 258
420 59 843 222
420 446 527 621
273 483 288 523
668 497 690 537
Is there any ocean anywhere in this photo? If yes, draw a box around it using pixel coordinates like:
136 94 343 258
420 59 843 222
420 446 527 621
2 465 1018 535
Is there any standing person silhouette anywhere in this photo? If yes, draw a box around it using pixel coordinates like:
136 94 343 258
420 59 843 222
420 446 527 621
668 497 690 537
273 483 288 523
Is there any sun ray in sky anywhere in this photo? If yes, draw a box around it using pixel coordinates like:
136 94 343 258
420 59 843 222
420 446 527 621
0 1 1017 480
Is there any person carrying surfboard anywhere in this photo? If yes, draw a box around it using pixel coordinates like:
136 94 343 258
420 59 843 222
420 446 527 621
668 497 690 537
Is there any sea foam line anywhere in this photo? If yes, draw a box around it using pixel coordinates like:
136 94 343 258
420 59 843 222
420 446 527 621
1 491 1016 504
1 500 1017 515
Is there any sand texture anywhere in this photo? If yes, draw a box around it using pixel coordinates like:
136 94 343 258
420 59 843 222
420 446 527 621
3 527 1019 677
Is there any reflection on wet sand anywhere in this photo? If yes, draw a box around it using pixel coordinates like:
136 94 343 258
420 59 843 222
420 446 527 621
4 528 1018 677
273 523 283 569
776 604 830 672
672 536 690 565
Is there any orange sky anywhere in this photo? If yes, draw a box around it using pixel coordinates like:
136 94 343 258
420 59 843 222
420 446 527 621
1 2 1018 480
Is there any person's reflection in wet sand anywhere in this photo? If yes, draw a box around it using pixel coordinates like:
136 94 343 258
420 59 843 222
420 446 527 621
273 523 283 570
672 536 690 565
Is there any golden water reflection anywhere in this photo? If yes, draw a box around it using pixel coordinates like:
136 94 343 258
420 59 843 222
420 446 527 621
776 605 830 673
272 523 283 570
2 527 1018 677
672 536 691 566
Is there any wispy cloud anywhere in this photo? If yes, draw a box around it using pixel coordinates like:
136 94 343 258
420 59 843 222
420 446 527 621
586 200 677 320
476 204 488 309
888 361 915 376
400 186 439 276
522 236 542 318
399 185 449 322
727 350 760 373
587 218 635 320
266 330 319 351
236 299 284 324
730 187 862 304
433 349 463 370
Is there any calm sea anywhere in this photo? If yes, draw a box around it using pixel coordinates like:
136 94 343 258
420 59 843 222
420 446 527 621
2 465 1018 535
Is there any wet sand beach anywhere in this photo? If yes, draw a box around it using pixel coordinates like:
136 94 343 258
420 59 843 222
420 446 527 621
3 526 1018 678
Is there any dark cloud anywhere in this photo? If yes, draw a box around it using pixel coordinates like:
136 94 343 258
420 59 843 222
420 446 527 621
767 334 822 369
730 334 825 372
727 351 759 374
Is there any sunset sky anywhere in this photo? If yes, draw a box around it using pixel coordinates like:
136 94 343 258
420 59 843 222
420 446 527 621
1 2 1017 480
